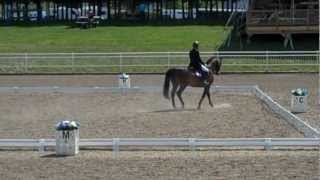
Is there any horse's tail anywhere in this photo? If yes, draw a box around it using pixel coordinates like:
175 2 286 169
163 69 174 99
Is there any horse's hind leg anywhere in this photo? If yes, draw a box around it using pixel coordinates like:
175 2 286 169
177 85 187 109
171 84 178 109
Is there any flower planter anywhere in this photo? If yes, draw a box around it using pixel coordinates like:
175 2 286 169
55 120 80 156
291 88 308 113
119 73 131 88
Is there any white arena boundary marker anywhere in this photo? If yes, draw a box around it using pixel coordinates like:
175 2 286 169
0 85 319 151
0 138 319 151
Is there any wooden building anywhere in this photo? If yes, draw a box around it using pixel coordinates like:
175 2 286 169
246 0 319 48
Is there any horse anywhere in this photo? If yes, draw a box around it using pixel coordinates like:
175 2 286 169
163 57 222 110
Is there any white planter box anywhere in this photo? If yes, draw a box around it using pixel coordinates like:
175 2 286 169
56 129 79 156
119 74 131 88
291 95 308 113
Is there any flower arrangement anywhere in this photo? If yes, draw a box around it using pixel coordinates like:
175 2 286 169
291 88 308 96
119 73 129 80
56 120 80 131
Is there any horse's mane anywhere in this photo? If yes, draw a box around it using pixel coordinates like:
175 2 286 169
205 56 222 73
206 56 221 66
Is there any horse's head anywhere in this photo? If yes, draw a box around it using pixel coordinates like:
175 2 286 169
206 56 222 75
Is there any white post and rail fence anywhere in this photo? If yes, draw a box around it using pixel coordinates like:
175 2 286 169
0 51 318 74
0 138 319 152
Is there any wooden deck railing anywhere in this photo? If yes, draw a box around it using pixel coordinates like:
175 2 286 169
247 9 319 26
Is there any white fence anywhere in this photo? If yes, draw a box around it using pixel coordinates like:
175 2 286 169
0 51 318 73
0 138 319 151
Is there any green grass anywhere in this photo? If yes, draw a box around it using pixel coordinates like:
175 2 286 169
0 25 230 53
0 24 318 73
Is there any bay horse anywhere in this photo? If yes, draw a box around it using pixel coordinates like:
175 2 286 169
163 57 222 109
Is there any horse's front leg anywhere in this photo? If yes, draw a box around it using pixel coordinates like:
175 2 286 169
197 86 208 110
206 86 213 107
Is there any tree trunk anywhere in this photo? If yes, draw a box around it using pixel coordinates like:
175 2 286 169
195 0 199 19
107 0 111 20
182 0 185 19
0 1 3 21
188 0 193 19
155 0 159 19
15 1 19 21
23 1 29 21
97 0 102 16
1 1 5 21
173 0 176 19
113 0 117 19
160 0 163 20
117 0 121 18
221 0 224 13
66 1 70 21
215 0 218 12
9 0 13 21
205 0 208 13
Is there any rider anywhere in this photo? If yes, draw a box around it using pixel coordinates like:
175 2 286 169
188 41 209 84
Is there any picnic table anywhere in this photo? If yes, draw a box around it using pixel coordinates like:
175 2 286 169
75 16 101 29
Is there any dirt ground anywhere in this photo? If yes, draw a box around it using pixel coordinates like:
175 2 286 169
0 150 318 180
0 91 302 138
0 73 317 135
0 74 318 179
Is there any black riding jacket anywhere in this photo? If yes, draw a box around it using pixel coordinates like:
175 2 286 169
188 49 205 70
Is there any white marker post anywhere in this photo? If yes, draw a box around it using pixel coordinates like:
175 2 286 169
291 88 308 113
118 73 131 89
55 120 80 156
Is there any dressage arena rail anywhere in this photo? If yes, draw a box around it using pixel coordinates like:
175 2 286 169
0 51 318 73
0 138 319 152
0 85 319 151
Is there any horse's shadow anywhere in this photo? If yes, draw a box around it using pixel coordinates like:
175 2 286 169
151 108 197 113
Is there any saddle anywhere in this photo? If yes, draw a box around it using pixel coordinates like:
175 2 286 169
187 66 209 85
188 67 205 79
